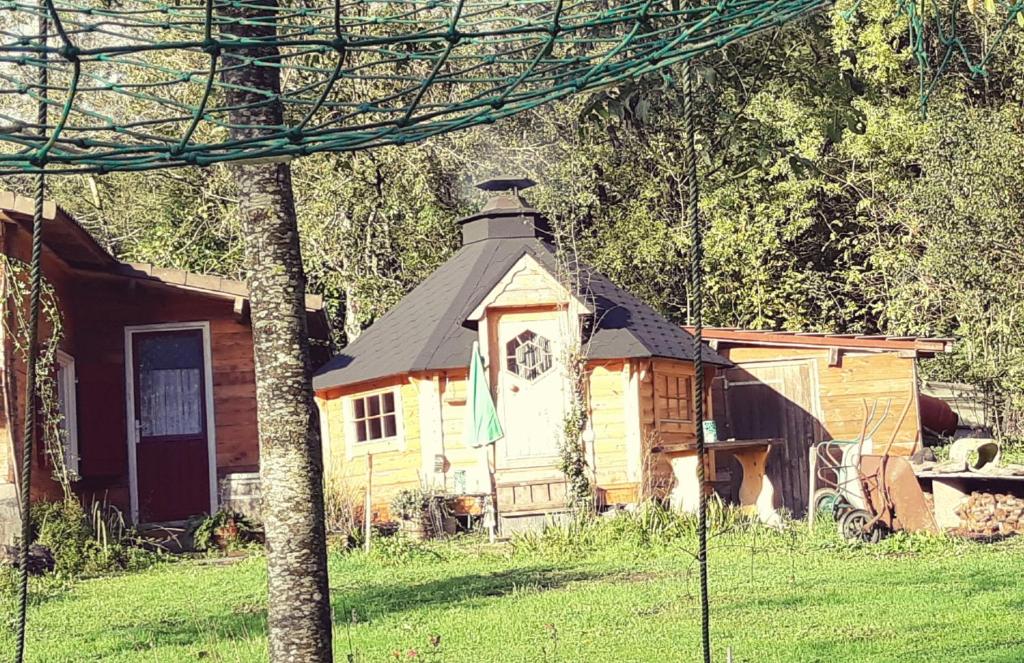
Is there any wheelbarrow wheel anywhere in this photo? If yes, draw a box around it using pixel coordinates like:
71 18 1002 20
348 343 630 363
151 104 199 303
812 488 848 521
838 508 881 544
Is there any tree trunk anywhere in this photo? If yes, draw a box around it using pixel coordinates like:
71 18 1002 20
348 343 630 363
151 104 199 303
219 2 333 660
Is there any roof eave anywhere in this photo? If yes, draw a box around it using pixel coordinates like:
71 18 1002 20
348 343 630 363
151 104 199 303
690 327 955 357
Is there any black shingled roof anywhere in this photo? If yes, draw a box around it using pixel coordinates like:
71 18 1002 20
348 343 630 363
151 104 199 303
313 234 729 391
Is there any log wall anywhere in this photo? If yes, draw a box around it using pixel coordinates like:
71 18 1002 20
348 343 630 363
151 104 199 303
318 357 673 519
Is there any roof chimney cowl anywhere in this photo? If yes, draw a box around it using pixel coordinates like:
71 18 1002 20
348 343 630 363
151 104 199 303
458 177 549 245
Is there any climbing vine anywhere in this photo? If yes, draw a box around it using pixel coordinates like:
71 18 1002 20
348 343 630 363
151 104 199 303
0 255 75 500
553 194 596 514
558 346 593 513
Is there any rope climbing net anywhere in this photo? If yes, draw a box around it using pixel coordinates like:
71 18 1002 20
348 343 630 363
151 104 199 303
2 0 1019 175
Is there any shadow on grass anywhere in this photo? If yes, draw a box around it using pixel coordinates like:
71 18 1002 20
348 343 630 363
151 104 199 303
334 565 599 622
94 565 597 655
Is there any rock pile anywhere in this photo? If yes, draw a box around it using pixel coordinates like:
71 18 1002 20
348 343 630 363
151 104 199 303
955 492 1024 537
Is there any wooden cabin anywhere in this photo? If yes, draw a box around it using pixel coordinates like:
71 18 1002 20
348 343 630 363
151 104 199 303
0 192 327 543
698 328 955 515
313 180 730 532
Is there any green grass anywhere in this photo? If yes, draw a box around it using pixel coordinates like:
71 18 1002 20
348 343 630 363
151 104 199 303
3 520 1023 662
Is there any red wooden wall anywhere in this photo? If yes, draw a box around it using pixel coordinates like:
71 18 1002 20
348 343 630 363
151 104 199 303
1 222 260 518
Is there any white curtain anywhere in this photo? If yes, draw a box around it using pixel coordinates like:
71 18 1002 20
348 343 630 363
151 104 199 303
139 368 202 436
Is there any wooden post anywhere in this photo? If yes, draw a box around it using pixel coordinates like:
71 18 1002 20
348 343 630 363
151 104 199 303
488 444 497 543
807 445 818 527
364 453 373 553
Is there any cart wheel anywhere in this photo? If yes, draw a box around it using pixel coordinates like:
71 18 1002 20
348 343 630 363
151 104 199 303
838 509 881 544
812 488 843 521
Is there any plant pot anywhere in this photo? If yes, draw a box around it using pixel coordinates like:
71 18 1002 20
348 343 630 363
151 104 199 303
399 518 427 541
214 520 240 550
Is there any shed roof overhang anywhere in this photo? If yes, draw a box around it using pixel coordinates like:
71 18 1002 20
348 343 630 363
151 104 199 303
686 327 955 358
0 190 324 312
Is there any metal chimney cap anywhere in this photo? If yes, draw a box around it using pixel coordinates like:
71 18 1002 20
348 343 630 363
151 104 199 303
475 177 536 192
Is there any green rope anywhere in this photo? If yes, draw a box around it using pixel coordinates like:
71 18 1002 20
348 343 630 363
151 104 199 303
14 7 46 662
680 55 711 663
0 0 848 173
0 0 1011 175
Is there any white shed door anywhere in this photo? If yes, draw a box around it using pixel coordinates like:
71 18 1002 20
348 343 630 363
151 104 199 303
496 316 566 468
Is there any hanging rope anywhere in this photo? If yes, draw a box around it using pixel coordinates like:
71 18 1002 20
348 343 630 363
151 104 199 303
680 58 710 663
1 0 1014 175
13 3 47 661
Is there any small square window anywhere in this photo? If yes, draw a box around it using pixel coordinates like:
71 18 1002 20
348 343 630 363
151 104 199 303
655 373 693 431
351 390 401 444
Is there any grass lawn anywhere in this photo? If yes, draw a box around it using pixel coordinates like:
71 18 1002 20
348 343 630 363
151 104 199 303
3 521 1023 662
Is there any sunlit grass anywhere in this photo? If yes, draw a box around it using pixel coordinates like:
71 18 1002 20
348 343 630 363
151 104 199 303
3 518 1023 662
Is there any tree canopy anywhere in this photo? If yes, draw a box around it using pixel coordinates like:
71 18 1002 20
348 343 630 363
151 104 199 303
16 4 1024 436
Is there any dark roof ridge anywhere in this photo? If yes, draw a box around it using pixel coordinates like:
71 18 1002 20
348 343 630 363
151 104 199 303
413 238 512 370
313 234 729 390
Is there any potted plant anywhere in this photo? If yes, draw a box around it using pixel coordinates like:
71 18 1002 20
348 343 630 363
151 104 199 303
390 489 429 540
188 510 258 553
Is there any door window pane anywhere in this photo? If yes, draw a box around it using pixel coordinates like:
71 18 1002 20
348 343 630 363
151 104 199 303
137 332 204 437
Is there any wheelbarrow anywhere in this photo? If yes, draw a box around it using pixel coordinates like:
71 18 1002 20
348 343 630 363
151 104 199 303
838 453 938 542
808 398 893 525
809 439 866 522
836 394 939 543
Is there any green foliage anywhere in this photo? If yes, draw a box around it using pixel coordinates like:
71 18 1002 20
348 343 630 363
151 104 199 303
9 7 1024 434
31 500 91 576
390 489 429 522
389 488 457 541
1 255 76 494
30 499 161 578
558 402 592 513
511 500 751 558
188 510 260 553
367 532 435 566
1001 439 1024 466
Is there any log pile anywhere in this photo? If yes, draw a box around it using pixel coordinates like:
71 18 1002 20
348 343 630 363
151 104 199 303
955 492 1024 537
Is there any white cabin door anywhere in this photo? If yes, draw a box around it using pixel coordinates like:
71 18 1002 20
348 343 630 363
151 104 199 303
495 315 566 469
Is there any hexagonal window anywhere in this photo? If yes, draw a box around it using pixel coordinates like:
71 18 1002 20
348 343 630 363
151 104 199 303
505 330 553 382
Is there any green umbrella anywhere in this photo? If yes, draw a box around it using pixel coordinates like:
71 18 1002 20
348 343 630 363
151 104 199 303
464 341 504 447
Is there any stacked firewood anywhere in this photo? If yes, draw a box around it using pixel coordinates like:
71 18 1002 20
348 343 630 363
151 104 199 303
955 492 1024 536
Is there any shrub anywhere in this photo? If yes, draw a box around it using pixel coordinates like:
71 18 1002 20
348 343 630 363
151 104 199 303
390 488 429 521
31 500 92 576
390 488 456 539
324 475 363 538
29 498 162 578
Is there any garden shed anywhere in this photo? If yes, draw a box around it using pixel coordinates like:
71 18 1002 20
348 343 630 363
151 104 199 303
313 180 730 531
696 328 955 515
0 192 328 543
